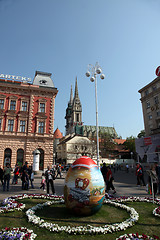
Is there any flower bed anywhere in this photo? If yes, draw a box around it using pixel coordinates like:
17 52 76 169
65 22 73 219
116 233 159 240
1 194 160 238
0 227 37 240
25 197 139 235
153 206 160 218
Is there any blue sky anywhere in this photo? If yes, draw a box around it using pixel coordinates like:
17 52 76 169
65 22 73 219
0 0 160 138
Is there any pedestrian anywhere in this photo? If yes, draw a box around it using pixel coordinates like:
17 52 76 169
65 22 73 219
56 164 62 178
21 170 29 190
3 163 12 191
0 165 4 185
126 164 129 173
154 162 160 194
12 164 19 184
28 165 34 189
106 166 116 194
45 166 55 194
40 173 46 191
136 163 145 186
101 162 108 192
150 164 158 199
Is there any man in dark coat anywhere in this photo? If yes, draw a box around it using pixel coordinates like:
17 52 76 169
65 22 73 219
45 166 55 194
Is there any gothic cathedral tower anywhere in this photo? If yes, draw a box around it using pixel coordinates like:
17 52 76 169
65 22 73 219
65 77 83 135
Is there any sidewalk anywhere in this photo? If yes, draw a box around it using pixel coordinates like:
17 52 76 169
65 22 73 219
0 168 150 202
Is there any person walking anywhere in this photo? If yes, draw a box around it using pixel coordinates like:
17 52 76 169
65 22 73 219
106 166 116 194
0 165 4 186
12 164 19 184
3 163 12 191
136 163 145 186
56 164 62 178
45 166 55 194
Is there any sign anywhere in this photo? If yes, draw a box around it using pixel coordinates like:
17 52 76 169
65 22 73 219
0 73 32 83
144 137 152 146
156 66 160 77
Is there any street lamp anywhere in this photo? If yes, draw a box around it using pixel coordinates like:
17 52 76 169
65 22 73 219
85 62 105 168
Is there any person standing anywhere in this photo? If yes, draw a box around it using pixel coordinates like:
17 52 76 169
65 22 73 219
0 165 4 185
106 166 116 194
28 165 34 189
3 163 12 191
150 164 158 199
45 166 55 194
101 162 108 192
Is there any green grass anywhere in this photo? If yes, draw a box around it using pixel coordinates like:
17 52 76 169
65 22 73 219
0 199 160 239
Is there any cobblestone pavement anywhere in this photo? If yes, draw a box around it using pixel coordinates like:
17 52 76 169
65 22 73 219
0 168 152 202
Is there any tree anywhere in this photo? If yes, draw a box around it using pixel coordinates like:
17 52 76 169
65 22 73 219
123 136 136 158
137 130 145 138
98 132 116 158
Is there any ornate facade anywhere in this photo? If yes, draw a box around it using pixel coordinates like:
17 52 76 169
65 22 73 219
0 71 58 169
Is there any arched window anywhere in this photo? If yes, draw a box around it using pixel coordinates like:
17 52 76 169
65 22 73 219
4 148 12 167
17 149 24 166
38 148 44 170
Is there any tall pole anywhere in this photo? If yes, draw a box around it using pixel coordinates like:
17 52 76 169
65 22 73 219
94 73 100 167
85 63 105 168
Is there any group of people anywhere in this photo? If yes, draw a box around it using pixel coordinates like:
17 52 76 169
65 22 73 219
136 162 160 198
0 161 34 191
101 163 116 194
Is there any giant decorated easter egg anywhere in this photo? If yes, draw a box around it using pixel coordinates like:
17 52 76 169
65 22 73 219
64 156 105 216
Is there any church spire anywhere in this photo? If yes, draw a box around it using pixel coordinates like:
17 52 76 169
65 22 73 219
69 85 73 105
74 76 80 101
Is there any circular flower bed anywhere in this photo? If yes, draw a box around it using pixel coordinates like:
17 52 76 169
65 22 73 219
25 197 139 235
0 227 37 240
1 194 160 237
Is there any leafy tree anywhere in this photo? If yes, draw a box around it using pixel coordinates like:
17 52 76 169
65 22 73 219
137 130 145 138
98 132 116 157
123 136 136 155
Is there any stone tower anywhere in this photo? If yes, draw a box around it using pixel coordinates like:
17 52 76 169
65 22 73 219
65 77 83 135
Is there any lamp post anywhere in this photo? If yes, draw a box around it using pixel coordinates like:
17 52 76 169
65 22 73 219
85 62 105 168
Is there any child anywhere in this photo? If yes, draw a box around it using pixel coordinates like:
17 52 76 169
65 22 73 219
40 173 46 191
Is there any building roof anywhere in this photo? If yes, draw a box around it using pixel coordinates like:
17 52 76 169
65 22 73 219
83 125 118 138
113 139 126 144
54 128 63 139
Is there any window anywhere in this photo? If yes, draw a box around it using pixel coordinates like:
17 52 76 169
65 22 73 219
8 119 14 131
76 114 79 122
0 99 4 109
10 100 16 110
157 111 160 117
39 103 45 113
152 85 157 91
154 96 159 105
38 121 44 133
146 101 150 109
148 115 152 120
20 120 26 132
22 101 27 111
145 90 149 96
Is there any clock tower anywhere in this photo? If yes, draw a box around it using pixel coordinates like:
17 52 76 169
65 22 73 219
65 77 83 135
